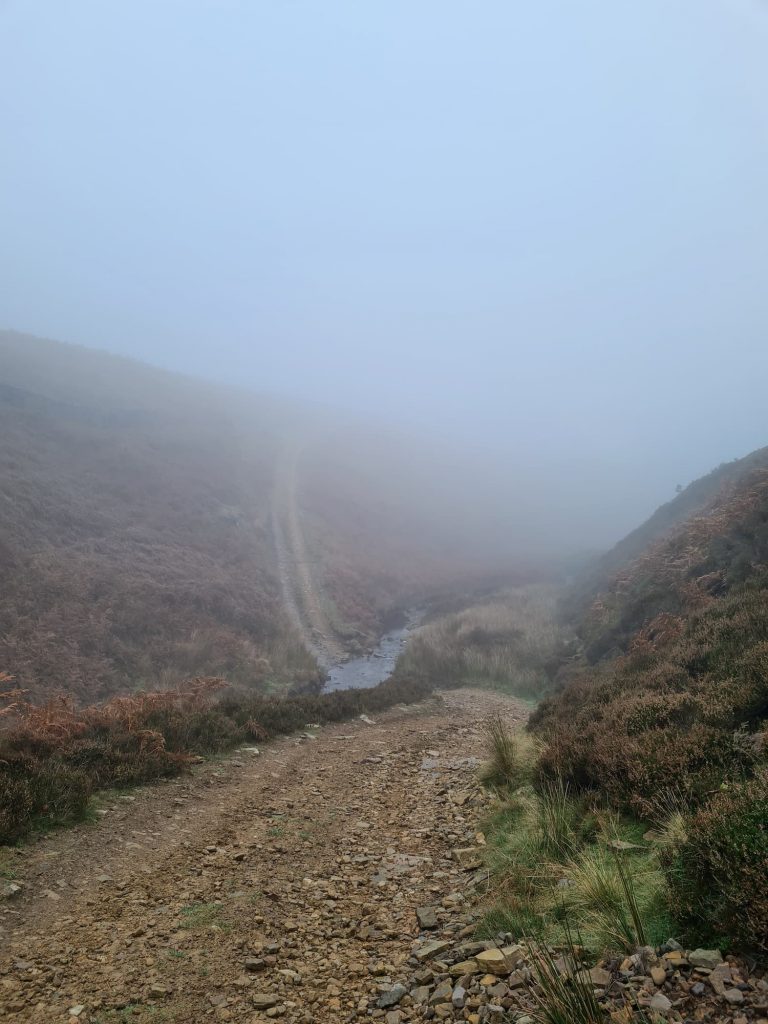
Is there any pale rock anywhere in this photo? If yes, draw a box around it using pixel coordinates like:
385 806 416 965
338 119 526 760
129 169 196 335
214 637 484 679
413 939 452 962
689 948 723 970
252 995 279 1010
589 966 611 987
650 966 667 986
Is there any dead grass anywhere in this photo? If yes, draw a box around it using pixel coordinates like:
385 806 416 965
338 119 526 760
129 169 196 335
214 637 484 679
397 585 571 698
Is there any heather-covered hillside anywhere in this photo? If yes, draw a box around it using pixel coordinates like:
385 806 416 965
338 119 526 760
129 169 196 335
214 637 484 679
530 451 768 949
0 332 492 702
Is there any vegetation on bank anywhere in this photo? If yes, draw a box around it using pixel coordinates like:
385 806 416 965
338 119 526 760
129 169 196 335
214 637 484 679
0 671 432 844
479 719 672 956
396 586 572 699
478 455 768 961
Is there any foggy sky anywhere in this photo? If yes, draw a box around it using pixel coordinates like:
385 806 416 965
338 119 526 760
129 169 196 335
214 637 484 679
2 1 767 547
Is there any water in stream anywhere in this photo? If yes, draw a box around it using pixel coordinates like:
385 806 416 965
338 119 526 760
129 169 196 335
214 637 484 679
323 612 420 691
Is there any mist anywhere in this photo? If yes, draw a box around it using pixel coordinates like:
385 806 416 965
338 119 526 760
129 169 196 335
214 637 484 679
2 1 768 553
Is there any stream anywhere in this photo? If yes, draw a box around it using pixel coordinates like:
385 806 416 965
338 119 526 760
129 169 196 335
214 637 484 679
323 611 421 692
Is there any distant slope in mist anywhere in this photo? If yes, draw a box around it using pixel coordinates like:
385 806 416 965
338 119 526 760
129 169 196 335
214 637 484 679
0 331 508 702
533 443 768 809
564 444 768 650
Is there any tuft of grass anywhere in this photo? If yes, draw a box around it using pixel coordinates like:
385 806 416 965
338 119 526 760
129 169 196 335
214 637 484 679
537 777 578 860
481 715 528 789
561 847 641 951
480 780 672 958
527 928 604 1024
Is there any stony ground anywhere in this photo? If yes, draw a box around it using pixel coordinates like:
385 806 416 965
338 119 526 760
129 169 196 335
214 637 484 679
0 689 528 1024
2 687 766 1024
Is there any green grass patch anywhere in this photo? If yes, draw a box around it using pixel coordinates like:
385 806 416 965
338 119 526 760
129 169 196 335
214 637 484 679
179 901 227 930
478 719 674 957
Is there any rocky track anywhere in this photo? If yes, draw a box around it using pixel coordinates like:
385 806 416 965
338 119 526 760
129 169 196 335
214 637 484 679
0 689 528 1024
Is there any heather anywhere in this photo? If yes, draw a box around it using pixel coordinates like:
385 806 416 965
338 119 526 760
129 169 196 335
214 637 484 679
0 672 432 844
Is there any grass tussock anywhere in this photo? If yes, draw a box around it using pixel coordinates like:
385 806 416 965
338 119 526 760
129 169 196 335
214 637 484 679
528 931 605 1024
481 714 538 790
0 671 433 844
397 585 573 699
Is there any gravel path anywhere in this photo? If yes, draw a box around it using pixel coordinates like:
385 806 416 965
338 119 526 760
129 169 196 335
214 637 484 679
0 689 528 1023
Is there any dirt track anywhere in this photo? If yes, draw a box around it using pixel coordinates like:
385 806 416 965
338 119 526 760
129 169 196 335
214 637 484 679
0 689 528 1024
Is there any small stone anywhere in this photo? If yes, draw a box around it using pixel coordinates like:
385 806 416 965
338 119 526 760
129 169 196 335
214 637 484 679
69 1008 85 1018
245 957 267 972
449 959 477 977
417 906 439 930
650 966 666 986
691 982 706 996
410 986 431 1005
648 992 672 1013
377 984 407 1008
252 995 278 1010
724 989 745 1005
589 967 612 987
452 986 466 1009
429 981 453 1005
414 939 452 962
385 1013 401 1024
149 985 168 997
452 847 482 870
474 946 523 976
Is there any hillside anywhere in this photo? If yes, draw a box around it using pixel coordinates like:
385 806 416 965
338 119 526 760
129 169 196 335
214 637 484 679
530 448 768 949
561 442 768 655
568 444 768 661
0 331 489 703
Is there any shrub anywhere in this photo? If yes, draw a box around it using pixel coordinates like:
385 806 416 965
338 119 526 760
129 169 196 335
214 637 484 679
0 755 92 842
663 770 768 952
0 672 433 843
